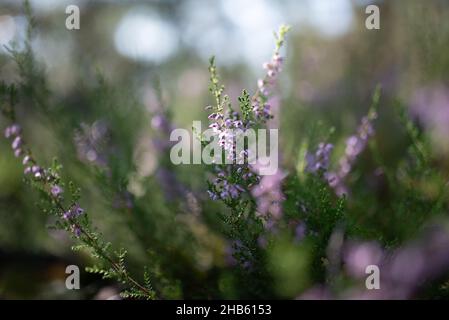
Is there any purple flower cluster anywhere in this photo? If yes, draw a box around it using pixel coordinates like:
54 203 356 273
253 53 284 121
61 202 85 238
63 203 85 220
5 124 44 180
206 104 257 201
208 109 246 162
4 123 84 237
207 27 288 203
4 124 23 158
305 143 334 174
208 166 252 201
326 113 377 196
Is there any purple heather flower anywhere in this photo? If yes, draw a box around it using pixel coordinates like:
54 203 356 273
63 203 85 220
24 167 32 175
73 204 84 216
294 223 307 242
207 190 219 201
22 155 32 165
233 120 243 128
11 136 22 150
71 225 81 237
306 143 334 174
4 124 21 138
10 124 21 136
14 148 22 158
326 112 377 196
4 127 11 138
31 165 41 173
51 185 63 197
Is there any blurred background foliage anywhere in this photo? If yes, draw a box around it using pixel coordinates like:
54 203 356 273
0 0 449 299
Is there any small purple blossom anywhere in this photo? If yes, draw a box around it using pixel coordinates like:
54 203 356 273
71 225 81 237
11 136 22 150
22 155 31 165
50 185 64 197
4 124 21 138
31 165 41 173
14 148 22 157
63 203 85 220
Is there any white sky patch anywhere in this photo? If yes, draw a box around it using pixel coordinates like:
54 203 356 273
0 15 27 53
0 16 16 47
114 7 178 64
220 0 283 68
305 0 354 37
181 0 283 69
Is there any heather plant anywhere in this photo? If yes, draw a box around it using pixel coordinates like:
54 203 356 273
1 2 449 300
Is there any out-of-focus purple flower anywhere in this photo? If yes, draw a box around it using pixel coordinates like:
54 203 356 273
326 112 377 196
155 168 187 202
410 84 449 154
14 148 22 157
343 241 384 278
4 124 21 138
11 136 22 150
305 225 449 300
210 167 246 201
306 143 334 174
251 167 286 223
294 223 307 242
22 155 31 165
151 114 173 135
